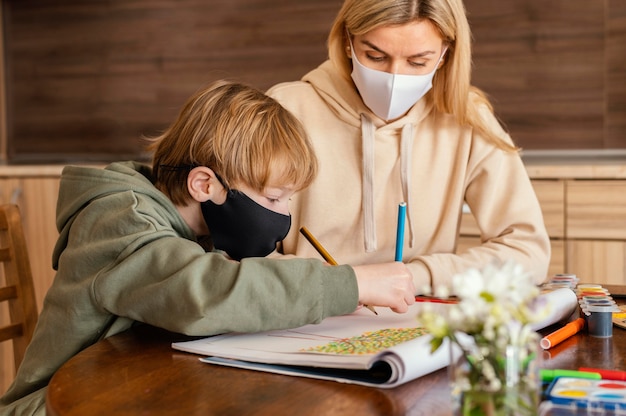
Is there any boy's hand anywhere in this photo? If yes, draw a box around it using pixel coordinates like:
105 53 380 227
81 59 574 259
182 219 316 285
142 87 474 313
353 262 416 313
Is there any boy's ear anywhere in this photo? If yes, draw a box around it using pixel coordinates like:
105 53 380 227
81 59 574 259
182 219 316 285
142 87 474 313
187 166 223 203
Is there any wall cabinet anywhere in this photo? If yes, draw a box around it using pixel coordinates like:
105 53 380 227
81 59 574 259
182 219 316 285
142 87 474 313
566 180 626 283
0 167 61 395
567 181 626 240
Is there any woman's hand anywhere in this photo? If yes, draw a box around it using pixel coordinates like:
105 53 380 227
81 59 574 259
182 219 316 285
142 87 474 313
353 262 416 313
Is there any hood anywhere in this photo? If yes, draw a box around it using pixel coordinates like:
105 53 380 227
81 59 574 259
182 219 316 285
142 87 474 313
53 161 190 266
302 60 435 252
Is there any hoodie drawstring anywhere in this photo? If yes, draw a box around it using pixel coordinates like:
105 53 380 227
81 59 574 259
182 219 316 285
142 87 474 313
400 123 414 248
361 114 376 252
360 114 414 253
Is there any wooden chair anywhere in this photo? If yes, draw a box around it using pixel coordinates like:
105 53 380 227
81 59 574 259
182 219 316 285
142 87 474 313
0 204 38 372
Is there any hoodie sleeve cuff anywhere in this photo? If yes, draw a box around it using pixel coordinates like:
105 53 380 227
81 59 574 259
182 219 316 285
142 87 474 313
406 261 433 295
321 264 359 317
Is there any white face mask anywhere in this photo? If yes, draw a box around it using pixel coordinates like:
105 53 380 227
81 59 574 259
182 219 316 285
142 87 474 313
350 46 446 120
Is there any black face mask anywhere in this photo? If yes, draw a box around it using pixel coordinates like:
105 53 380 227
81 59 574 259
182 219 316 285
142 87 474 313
201 190 291 261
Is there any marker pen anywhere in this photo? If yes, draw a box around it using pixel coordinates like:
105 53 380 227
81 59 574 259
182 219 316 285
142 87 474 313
578 367 626 381
540 369 602 382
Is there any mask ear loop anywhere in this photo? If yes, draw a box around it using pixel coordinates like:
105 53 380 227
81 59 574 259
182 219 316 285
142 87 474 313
207 169 237 198
345 29 354 59
438 47 448 65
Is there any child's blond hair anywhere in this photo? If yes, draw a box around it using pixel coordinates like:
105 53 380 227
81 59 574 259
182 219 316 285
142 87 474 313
148 80 318 205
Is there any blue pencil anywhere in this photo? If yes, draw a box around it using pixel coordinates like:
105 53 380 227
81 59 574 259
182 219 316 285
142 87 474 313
395 202 407 262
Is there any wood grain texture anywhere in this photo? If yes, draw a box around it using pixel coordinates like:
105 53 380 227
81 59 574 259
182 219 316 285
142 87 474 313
46 319 626 415
0 2 6 162
528 179 565 238
567 240 626 284
607 0 626 148
566 180 626 239
548 239 565 278
466 0 607 150
3 0 626 162
0 176 60 394
3 0 340 162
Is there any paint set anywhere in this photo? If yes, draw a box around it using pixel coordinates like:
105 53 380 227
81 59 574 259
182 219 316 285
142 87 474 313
577 284 622 338
544 273 580 290
540 377 626 414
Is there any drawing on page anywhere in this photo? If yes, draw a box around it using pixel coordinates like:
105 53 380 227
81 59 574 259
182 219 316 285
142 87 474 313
300 327 428 355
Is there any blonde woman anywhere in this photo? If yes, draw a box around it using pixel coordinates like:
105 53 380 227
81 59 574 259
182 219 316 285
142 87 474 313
269 0 550 291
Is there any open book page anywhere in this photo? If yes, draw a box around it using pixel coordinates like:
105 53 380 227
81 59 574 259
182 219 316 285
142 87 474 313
174 303 451 387
199 334 452 388
172 287 578 388
174 303 444 367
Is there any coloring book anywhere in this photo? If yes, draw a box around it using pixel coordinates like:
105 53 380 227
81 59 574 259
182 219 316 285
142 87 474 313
172 288 578 388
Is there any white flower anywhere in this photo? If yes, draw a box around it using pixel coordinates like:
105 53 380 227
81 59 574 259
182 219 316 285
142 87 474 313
418 260 542 362
421 262 543 412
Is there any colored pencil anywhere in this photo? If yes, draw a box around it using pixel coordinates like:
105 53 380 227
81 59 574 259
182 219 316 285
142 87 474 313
300 226 378 315
300 226 337 265
395 202 406 262
414 295 459 304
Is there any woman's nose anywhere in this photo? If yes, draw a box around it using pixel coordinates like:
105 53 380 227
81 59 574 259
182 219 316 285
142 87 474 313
386 60 402 75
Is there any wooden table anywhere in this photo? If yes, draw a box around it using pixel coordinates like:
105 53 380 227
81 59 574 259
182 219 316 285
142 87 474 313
46 300 626 416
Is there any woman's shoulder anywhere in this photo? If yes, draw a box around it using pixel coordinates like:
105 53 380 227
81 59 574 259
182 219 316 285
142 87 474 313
267 79 316 99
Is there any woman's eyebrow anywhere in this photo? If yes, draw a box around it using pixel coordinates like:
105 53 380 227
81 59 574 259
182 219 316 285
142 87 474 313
361 40 436 58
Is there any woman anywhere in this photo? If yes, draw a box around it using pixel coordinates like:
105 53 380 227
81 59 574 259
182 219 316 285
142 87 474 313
268 0 550 292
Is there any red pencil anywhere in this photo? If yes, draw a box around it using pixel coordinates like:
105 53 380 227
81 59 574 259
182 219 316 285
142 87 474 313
414 296 459 304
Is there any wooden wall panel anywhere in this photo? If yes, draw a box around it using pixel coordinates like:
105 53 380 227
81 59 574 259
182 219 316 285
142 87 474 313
2 0 340 163
466 0 607 150
2 0 626 162
607 0 626 148
0 3 6 162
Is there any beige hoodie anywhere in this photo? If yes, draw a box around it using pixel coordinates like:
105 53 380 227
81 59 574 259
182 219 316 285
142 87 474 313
268 60 550 292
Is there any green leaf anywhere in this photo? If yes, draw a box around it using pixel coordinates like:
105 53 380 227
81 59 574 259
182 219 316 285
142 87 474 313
430 337 444 353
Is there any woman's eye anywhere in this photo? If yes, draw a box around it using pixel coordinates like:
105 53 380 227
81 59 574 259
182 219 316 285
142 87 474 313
409 61 427 68
366 54 385 62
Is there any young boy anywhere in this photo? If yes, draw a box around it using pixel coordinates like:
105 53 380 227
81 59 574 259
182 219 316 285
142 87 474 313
0 80 415 415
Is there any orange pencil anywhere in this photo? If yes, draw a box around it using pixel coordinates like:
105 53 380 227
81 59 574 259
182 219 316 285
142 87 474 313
540 318 586 350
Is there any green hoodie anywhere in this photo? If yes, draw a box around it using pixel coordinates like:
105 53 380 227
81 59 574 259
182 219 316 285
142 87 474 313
0 161 358 415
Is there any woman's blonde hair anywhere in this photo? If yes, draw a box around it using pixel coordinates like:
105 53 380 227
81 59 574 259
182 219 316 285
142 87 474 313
148 80 318 205
328 0 517 152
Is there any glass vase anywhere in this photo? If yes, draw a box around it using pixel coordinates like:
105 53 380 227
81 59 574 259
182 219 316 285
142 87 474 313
449 336 541 416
